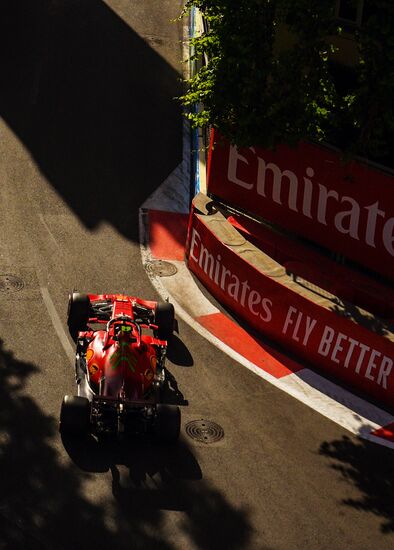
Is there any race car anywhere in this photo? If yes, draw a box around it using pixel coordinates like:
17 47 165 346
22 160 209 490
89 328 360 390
59 292 181 443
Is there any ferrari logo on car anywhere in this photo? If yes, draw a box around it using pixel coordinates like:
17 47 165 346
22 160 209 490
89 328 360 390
89 363 99 375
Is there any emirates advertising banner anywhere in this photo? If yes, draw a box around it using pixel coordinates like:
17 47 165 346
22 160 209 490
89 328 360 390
187 213 394 408
207 131 394 281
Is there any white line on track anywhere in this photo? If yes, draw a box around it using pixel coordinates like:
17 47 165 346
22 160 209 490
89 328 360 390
38 213 62 253
40 286 75 367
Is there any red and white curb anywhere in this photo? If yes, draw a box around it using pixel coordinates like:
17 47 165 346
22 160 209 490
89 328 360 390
139 174 394 450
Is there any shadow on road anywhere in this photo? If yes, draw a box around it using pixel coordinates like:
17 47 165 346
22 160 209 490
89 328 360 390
0 337 114 549
62 435 254 550
319 434 394 534
0 1 182 242
161 367 189 406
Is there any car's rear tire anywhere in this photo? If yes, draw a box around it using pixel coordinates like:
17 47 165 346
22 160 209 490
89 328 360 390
154 404 180 444
59 395 91 436
154 302 174 340
67 292 90 335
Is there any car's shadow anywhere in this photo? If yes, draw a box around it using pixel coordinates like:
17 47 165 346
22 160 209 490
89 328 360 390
166 333 194 368
62 435 202 511
161 333 193 407
161 367 189 406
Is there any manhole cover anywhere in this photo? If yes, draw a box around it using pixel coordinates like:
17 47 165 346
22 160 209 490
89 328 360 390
145 260 178 277
185 420 224 444
0 274 24 293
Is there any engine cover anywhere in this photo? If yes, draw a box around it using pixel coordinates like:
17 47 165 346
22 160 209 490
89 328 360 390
85 331 157 399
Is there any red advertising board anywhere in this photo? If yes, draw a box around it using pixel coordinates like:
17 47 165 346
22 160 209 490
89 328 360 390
207 131 394 281
187 211 394 408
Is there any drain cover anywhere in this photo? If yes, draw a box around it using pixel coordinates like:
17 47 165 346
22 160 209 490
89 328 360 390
185 419 224 444
145 260 177 277
0 274 24 293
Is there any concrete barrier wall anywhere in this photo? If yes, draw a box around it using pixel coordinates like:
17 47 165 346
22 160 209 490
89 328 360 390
186 193 394 409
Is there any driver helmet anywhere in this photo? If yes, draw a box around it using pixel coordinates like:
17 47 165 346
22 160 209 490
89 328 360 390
114 321 134 340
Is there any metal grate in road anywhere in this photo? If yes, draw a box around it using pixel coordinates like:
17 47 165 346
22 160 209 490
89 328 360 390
0 274 24 293
185 419 224 444
145 260 178 277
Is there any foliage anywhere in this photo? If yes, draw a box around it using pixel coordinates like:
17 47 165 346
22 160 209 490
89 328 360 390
181 0 394 163
349 1 394 160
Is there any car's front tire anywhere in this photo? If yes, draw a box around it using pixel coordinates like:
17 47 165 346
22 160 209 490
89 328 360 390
67 292 90 336
59 395 91 436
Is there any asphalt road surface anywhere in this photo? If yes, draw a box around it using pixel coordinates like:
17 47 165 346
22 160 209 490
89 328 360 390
1 2 394 549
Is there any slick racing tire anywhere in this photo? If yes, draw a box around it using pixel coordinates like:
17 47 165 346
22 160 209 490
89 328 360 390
59 395 91 436
154 404 181 444
67 292 90 335
154 302 174 341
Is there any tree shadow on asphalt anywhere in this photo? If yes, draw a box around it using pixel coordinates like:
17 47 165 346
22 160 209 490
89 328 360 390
319 434 394 534
62 434 255 550
0 338 254 549
331 301 391 338
0 336 117 549
0 1 183 243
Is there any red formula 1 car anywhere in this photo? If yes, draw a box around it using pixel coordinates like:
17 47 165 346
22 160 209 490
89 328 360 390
59 292 180 443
